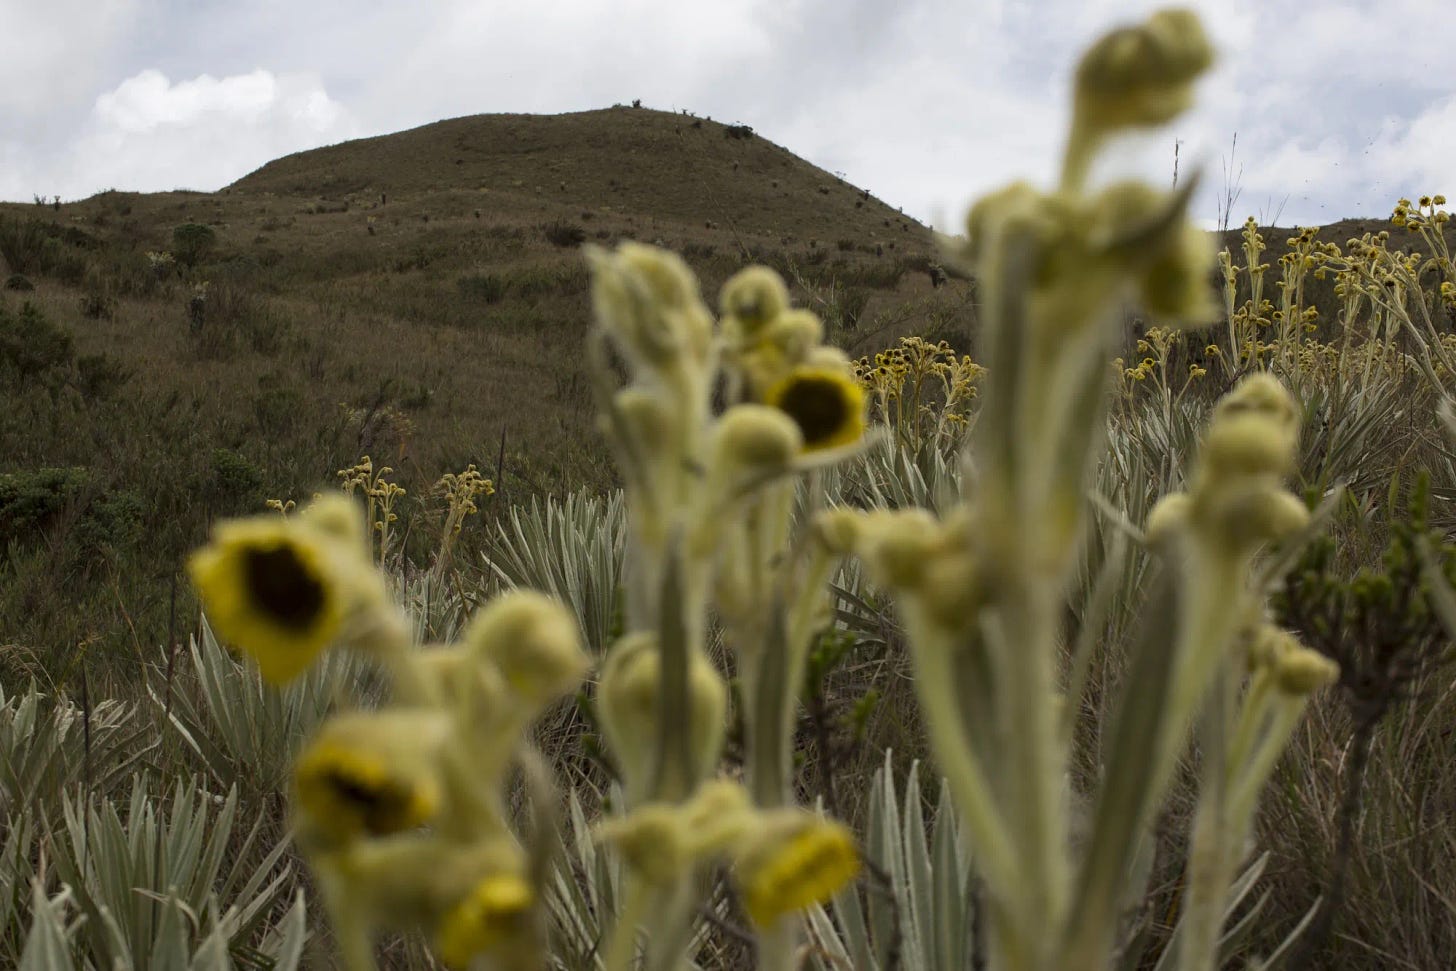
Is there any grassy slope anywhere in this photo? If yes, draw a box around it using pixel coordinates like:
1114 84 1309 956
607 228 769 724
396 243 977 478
0 107 954 680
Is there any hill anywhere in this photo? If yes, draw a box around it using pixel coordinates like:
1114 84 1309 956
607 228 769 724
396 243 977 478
0 106 954 677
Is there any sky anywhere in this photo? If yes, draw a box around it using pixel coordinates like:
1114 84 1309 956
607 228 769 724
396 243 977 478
2 0 1452 232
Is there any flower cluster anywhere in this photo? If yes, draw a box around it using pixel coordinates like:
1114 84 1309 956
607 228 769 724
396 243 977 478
586 245 867 966
189 493 588 969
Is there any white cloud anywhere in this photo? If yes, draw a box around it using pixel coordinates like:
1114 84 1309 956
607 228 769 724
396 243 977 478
0 0 140 114
58 69 358 196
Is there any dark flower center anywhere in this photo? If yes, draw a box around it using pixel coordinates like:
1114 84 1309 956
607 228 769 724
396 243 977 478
777 376 850 447
244 544 326 630
322 768 413 834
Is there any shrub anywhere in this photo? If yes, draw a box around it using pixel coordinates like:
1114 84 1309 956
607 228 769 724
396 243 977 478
171 222 217 268
0 467 94 539
0 216 49 275
0 301 72 378
3 274 33 291
544 220 587 248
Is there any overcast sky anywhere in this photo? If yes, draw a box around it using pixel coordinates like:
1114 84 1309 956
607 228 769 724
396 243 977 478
3 0 1451 231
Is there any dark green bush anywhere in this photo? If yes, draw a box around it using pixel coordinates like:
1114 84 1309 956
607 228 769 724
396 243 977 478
205 447 264 511
0 300 72 378
171 222 217 268
0 466 95 538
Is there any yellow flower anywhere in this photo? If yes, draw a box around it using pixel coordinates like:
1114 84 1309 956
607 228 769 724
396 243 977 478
737 815 860 927
764 365 866 453
293 710 448 843
433 872 536 969
188 514 365 683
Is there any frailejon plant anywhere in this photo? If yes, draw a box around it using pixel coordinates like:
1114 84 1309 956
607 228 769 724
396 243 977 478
181 9 1342 971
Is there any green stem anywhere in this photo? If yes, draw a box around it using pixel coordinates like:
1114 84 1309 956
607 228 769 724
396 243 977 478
907 611 1020 926
757 922 798 971
604 877 651 971
1178 661 1237 971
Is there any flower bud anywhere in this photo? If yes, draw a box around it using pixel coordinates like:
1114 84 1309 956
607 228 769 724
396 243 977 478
763 309 824 366
597 634 727 790
1138 220 1218 325
1216 373 1299 434
1146 492 1192 547
712 405 803 475
596 803 694 884
720 266 790 336
1245 623 1296 672
1073 8 1214 135
811 507 863 557
434 870 538 969
918 551 983 630
1273 646 1340 695
855 509 945 589
463 590 588 708
1200 412 1297 482
588 242 712 370
615 387 679 457
300 492 372 558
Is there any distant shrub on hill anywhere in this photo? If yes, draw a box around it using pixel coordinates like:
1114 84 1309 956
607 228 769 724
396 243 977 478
171 222 217 268
543 220 586 248
0 300 71 378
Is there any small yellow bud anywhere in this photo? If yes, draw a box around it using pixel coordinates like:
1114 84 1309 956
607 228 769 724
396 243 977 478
1273 646 1340 695
1138 221 1217 324
811 507 863 557
720 266 790 335
1245 623 1296 671
712 405 803 474
1146 492 1193 546
1073 8 1214 135
463 590 588 707
764 309 825 361
1216 373 1300 435
596 803 694 884
1200 412 1297 481
917 551 983 630
805 344 853 372
1205 486 1311 547
597 634 727 790
299 492 372 558
587 242 713 370
855 509 945 589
